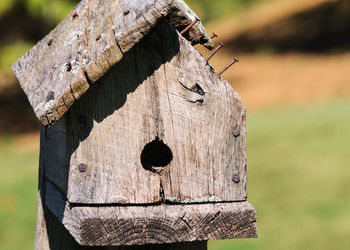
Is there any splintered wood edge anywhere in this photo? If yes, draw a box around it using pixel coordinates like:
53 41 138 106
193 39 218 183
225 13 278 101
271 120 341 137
45 181 257 246
11 0 214 127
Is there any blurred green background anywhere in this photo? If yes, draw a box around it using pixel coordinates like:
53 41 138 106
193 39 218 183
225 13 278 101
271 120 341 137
1 0 350 249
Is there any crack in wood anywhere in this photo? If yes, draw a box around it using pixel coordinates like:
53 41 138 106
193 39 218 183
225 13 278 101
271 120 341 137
180 214 192 229
207 211 220 224
159 181 165 203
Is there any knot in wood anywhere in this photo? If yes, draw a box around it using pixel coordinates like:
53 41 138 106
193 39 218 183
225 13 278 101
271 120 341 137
72 12 79 19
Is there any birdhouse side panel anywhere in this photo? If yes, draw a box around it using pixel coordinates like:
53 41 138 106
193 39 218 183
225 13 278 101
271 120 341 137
44 118 70 194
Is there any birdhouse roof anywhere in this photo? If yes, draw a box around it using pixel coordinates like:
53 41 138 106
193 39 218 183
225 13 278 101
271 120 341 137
12 0 213 126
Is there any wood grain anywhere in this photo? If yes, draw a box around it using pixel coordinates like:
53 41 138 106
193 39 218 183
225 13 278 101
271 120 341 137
38 197 209 250
37 125 211 249
12 0 213 126
45 180 257 246
41 21 247 204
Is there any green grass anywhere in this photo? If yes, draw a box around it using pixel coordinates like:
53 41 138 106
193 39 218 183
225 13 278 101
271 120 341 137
1 99 350 249
0 136 38 250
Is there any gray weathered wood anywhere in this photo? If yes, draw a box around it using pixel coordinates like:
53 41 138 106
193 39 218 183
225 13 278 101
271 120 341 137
38 191 208 250
37 126 210 250
45 180 257 246
42 21 247 204
12 0 214 127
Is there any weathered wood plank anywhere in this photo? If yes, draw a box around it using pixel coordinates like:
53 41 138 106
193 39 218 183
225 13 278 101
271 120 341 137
45 180 257 246
44 21 246 204
38 125 208 250
112 0 214 53
12 0 213 127
82 0 124 83
38 195 208 250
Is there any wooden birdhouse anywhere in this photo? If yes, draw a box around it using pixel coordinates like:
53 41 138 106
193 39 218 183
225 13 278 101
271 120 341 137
12 0 257 249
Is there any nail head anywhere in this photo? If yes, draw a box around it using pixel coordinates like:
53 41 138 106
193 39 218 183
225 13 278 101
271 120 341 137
78 164 87 172
46 91 55 102
66 62 72 72
232 174 240 183
233 128 241 137
47 38 53 46
217 57 240 76
211 32 218 39
72 12 79 19
206 42 224 62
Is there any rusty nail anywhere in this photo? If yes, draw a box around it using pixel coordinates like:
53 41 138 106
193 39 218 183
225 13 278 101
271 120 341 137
217 57 239 76
47 38 53 46
66 62 72 72
180 17 200 35
123 10 130 15
206 42 224 62
210 32 218 39
96 35 101 41
46 91 55 102
78 164 87 172
232 174 240 183
72 11 79 19
233 128 241 137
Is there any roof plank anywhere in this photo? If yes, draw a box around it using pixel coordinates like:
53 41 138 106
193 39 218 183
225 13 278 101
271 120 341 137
12 0 213 126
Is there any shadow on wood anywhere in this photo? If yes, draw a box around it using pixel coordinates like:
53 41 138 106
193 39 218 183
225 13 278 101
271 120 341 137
44 21 181 203
68 21 180 142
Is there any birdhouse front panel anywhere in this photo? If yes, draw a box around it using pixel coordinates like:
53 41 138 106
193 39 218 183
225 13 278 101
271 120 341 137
46 21 247 204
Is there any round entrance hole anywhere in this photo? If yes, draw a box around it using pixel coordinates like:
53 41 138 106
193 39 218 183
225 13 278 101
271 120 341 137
141 137 173 173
